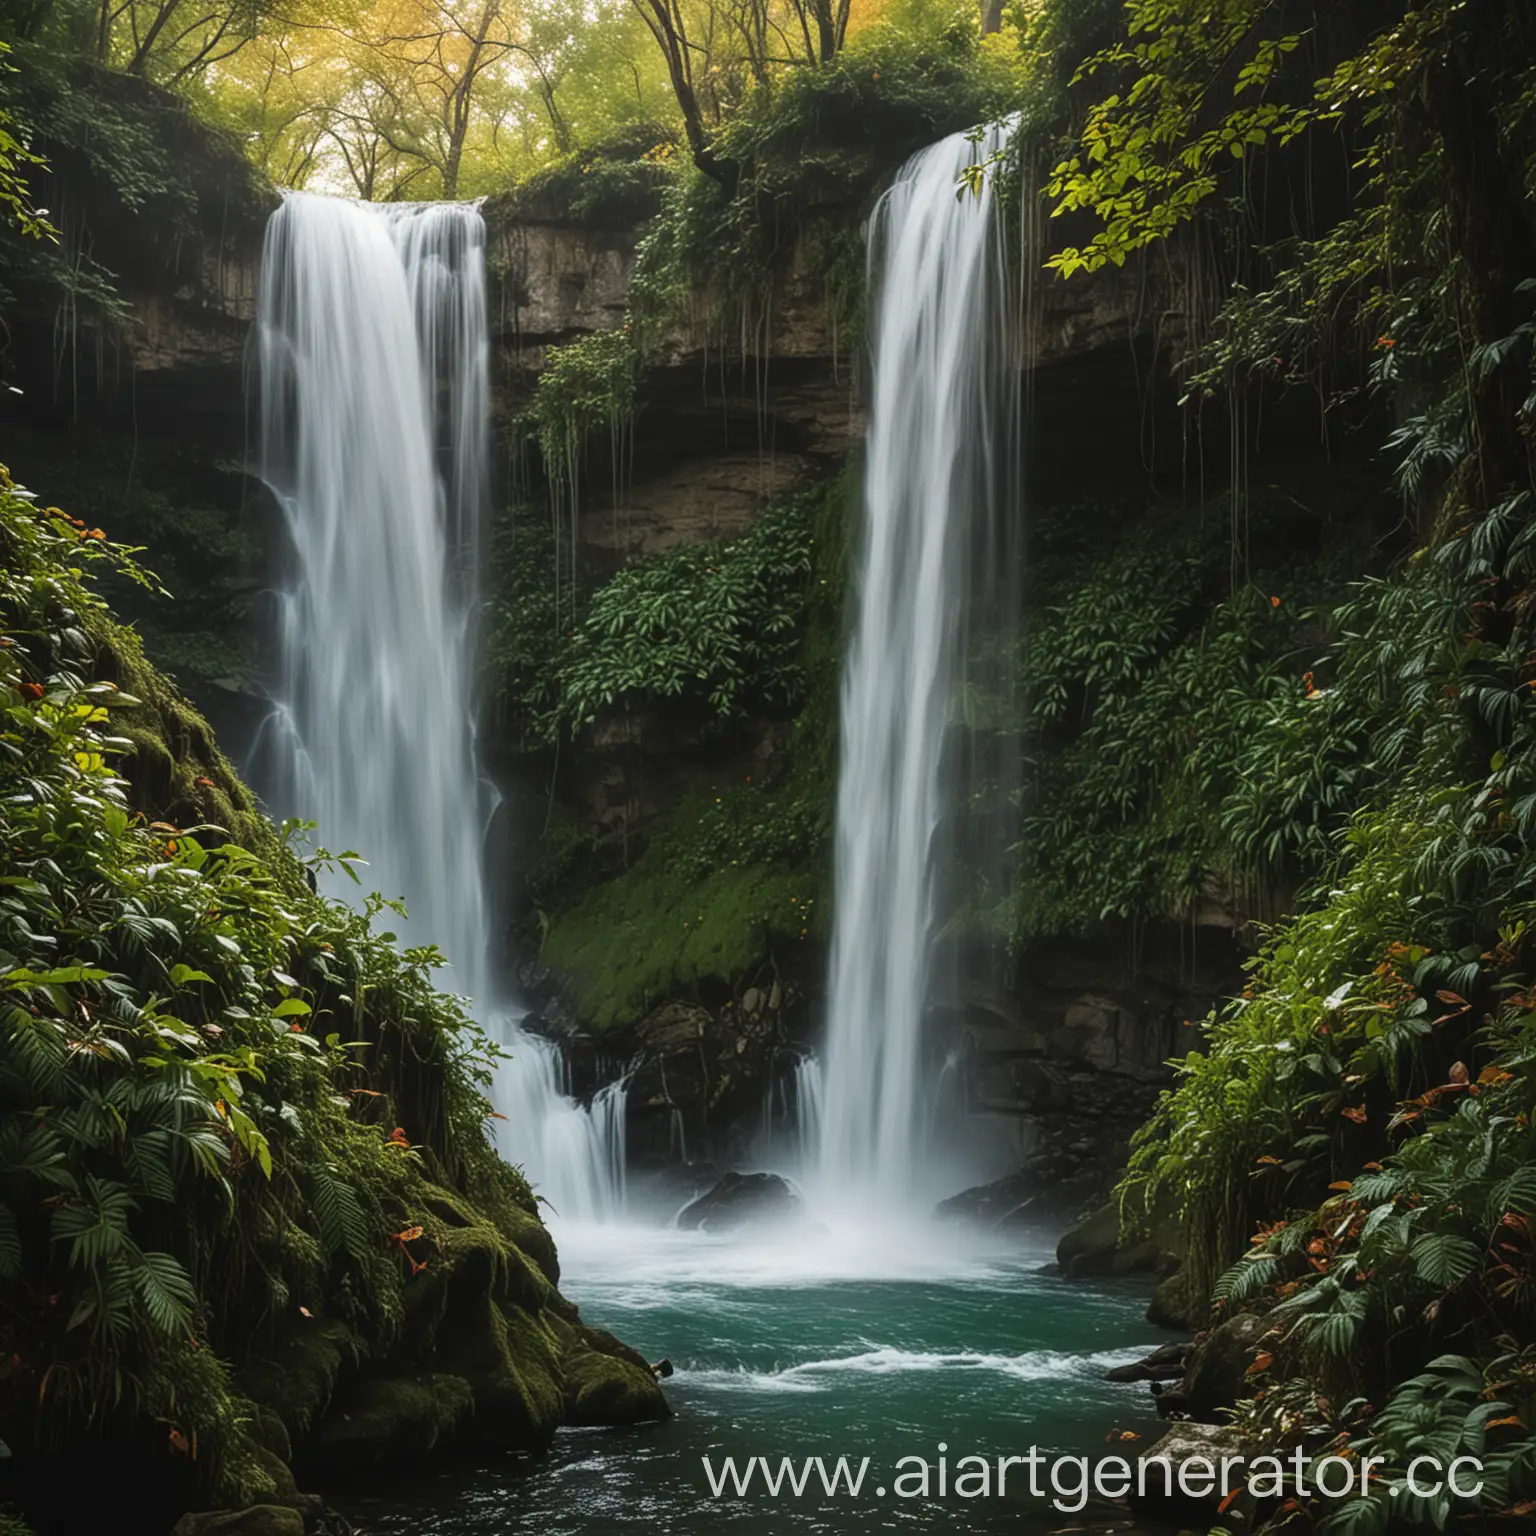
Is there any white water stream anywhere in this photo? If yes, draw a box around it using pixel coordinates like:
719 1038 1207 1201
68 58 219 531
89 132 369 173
250 192 622 1220
816 124 1015 1211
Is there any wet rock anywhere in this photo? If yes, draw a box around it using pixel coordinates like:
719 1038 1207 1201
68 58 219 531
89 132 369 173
1128 1422 1252 1515
1181 1312 1272 1422
1056 1203 1121 1274
562 1324 672 1426
1103 1341 1192 1383
675 1171 802 1233
1147 1264 1202 1330
171 1509 306 1536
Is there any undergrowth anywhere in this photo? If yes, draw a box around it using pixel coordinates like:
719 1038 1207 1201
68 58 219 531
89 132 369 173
0 466 551 1515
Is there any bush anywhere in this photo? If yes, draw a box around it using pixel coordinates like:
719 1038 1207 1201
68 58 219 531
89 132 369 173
0 467 559 1515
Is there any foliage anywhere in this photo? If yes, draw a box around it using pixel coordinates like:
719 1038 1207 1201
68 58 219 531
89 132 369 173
0 465 549 1513
488 480 829 745
1036 4 1536 1526
1002 493 1375 941
494 129 674 228
0 46 269 331
1039 0 1319 276
517 470 847 1027
0 42 52 241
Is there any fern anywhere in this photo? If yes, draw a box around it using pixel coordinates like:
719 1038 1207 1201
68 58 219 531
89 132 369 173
132 1250 198 1335
308 1164 370 1261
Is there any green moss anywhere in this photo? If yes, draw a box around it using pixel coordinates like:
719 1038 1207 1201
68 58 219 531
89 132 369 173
311 1371 476 1465
542 855 818 1029
239 1320 361 1441
561 1335 668 1427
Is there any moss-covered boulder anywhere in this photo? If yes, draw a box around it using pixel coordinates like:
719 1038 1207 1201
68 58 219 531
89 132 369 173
561 1331 670 1427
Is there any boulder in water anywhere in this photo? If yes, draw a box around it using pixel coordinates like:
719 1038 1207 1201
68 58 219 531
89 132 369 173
675 1171 802 1233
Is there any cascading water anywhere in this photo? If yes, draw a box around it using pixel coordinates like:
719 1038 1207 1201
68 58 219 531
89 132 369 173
816 124 1016 1210
251 192 623 1220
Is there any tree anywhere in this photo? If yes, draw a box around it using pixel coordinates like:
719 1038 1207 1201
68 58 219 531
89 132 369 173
97 0 277 82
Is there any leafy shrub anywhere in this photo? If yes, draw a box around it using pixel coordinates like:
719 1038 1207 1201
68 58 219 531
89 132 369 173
0 467 541 1510
489 481 829 744
1004 493 1376 941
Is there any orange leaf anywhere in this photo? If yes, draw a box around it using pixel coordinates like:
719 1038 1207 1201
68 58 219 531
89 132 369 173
1487 1415 1525 1430
1255 1154 1282 1166
394 1225 424 1245
1117 1430 1140 1442
169 1427 190 1455
1328 1180 1353 1192
1219 1489 1242 1514
1341 1106 1368 1124
17 682 43 701
1247 1352 1274 1375
196 776 215 788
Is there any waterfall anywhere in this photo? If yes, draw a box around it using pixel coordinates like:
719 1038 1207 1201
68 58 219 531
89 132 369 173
794 1055 824 1172
817 124 1015 1209
251 192 624 1221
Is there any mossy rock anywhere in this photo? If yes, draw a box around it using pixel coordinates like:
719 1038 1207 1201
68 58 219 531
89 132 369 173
239 1318 360 1441
446 1300 566 1449
310 1370 475 1468
503 1204 561 1286
169 1508 305 1536
562 1335 670 1427
541 856 815 1029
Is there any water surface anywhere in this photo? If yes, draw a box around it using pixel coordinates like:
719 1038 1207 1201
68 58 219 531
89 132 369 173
339 1221 1168 1534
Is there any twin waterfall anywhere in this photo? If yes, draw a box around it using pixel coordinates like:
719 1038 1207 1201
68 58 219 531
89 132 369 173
251 193 621 1220
250 122 1013 1224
